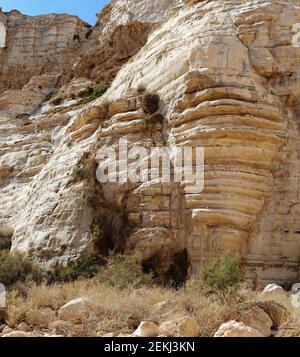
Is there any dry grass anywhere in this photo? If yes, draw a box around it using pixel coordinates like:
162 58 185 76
6 279 257 336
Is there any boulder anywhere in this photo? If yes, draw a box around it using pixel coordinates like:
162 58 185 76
256 301 291 328
133 321 159 337
159 316 200 337
238 306 273 337
58 298 90 322
214 321 264 337
262 284 285 298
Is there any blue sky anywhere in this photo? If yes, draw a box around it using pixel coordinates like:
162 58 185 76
0 0 110 24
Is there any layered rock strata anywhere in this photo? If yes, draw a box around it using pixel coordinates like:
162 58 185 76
1 0 300 285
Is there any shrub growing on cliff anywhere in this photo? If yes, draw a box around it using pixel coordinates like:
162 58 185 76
0 250 43 287
46 255 105 284
72 165 91 181
142 93 160 114
81 82 109 104
197 251 240 295
97 253 153 289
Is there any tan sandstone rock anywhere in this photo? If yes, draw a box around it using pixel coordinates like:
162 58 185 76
262 284 285 298
133 321 160 337
256 301 291 329
214 321 264 338
58 298 90 322
238 306 273 337
159 316 200 337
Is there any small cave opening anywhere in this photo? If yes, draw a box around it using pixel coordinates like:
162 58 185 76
164 249 189 287
91 206 134 256
142 249 189 288
73 34 81 42
85 28 93 39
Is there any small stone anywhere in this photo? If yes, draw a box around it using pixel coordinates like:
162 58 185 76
262 284 285 298
58 298 90 322
159 316 200 337
133 321 159 337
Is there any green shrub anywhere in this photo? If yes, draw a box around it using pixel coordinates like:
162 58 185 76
197 252 240 294
137 84 146 94
46 256 105 284
72 165 91 181
142 93 160 114
51 97 62 106
81 83 109 104
97 254 153 289
0 250 44 287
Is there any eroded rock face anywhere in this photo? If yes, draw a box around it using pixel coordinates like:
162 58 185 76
96 0 300 282
0 9 91 93
95 0 183 38
1 0 300 284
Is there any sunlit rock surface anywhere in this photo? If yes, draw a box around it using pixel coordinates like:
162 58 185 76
1 0 300 285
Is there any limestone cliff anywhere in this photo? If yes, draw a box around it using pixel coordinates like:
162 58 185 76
1 0 300 286
0 9 91 93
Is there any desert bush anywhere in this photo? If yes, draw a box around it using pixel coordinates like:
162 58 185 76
81 83 109 104
7 276 253 336
137 84 146 94
91 202 135 255
46 256 105 284
142 93 160 114
0 250 44 287
72 165 91 181
51 97 62 106
196 251 240 295
97 254 153 289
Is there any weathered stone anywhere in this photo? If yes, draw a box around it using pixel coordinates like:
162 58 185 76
256 301 291 329
159 316 200 337
214 321 264 337
262 284 285 298
238 306 273 337
58 298 90 322
0 10 90 93
133 321 159 337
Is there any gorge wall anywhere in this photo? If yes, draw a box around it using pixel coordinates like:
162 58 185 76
0 9 91 93
1 0 300 287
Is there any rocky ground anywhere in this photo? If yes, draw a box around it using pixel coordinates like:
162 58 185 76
0 281 299 337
